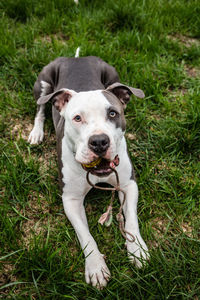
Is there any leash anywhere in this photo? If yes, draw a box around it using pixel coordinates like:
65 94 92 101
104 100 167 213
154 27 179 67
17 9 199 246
86 168 135 243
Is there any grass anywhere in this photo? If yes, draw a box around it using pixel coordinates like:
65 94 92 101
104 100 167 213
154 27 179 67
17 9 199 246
0 0 200 298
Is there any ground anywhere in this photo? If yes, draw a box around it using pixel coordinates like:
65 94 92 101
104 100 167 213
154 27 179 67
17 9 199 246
0 0 200 299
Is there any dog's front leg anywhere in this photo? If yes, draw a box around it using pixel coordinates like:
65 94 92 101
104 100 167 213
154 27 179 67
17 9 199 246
62 193 110 288
28 104 45 144
119 180 149 268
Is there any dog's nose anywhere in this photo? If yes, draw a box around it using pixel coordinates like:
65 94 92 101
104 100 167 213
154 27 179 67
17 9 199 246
88 134 110 155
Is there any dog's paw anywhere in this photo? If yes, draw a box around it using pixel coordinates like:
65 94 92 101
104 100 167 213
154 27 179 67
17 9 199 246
28 126 44 144
85 253 110 289
126 236 150 268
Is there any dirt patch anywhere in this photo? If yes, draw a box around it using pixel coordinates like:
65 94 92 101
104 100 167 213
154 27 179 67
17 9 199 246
149 114 161 121
148 216 170 248
126 133 137 141
35 33 70 46
148 216 194 249
27 191 50 215
184 65 200 78
167 88 188 102
168 34 200 48
0 262 17 287
19 194 63 249
10 117 57 175
180 221 193 238
11 117 33 141
10 117 56 145
154 161 171 176
38 145 57 175
21 218 48 249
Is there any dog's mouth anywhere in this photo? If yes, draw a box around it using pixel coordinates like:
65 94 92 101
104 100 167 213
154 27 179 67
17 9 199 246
81 155 119 177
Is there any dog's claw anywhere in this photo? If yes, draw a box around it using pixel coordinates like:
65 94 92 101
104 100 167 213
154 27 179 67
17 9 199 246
85 254 111 289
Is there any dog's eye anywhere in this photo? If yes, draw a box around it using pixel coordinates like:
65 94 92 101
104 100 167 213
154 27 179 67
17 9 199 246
109 111 117 118
74 115 82 122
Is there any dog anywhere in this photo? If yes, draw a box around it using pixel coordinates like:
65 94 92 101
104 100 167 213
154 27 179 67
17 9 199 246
28 53 149 288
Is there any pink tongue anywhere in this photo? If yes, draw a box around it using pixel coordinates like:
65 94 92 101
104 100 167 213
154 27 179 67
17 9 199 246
109 155 119 168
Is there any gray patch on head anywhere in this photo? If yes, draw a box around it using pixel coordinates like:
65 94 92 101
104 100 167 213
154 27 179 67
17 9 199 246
103 90 136 180
102 90 126 131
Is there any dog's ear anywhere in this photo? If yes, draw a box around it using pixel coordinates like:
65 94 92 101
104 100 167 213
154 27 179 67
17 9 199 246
37 89 77 112
106 82 145 107
52 90 75 112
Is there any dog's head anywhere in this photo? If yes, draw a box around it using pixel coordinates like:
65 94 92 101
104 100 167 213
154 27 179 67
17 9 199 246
37 83 144 176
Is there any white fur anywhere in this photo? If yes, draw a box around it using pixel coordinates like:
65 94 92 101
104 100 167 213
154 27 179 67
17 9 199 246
75 47 80 58
28 81 51 144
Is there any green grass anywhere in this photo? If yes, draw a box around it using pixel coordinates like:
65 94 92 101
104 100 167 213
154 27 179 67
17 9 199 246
0 0 200 298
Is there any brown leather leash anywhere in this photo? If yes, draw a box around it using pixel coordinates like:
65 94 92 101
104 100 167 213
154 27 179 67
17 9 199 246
86 168 135 243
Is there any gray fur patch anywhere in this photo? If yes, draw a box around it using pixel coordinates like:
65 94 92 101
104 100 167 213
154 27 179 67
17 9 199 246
102 90 126 131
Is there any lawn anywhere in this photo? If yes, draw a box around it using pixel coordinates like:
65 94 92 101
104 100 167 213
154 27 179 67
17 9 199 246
0 0 200 298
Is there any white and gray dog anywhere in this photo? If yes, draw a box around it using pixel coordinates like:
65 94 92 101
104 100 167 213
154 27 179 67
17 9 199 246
28 52 149 288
